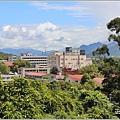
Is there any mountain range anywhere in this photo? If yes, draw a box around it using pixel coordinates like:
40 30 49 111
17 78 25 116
82 41 120 57
0 41 120 57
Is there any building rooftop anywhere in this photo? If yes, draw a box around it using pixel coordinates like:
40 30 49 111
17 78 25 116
69 75 83 81
93 78 104 84
25 72 47 77
3 62 13 67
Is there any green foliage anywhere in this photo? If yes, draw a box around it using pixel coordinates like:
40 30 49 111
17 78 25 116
43 76 50 80
0 63 10 74
112 90 120 104
107 17 120 47
81 73 91 84
0 77 117 119
83 80 98 91
64 74 69 80
92 44 110 58
79 64 103 79
99 57 120 77
12 59 31 72
0 52 13 60
47 81 72 91
100 17 120 108
50 66 59 74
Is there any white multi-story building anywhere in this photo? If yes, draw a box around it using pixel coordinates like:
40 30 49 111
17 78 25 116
48 47 92 70
8 53 47 68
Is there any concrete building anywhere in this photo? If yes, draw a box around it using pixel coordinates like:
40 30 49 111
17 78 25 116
18 64 50 77
48 47 92 70
8 53 47 68
2 74 20 82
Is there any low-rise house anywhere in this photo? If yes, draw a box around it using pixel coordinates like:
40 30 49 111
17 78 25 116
66 75 83 83
66 75 104 84
93 77 104 84
25 72 56 81
2 62 13 67
56 74 64 80
2 61 13 70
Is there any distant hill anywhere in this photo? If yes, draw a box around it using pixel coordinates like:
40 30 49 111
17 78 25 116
108 42 120 57
80 42 103 53
0 48 55 56
85 42 120 57
0 41 120 58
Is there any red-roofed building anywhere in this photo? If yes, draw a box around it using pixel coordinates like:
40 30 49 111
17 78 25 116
62 68 79 75
25 72 56 81
66 75 83 83
25 72 47 80
56 74 64 80
25 72 47 77
3 62 13 67
93 78 104 84
66 74 104 84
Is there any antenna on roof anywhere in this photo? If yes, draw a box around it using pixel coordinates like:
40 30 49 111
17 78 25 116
45 47 46 56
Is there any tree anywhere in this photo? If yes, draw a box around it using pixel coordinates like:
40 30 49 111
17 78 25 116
0 52 13 60
77 89 117 119
50 67 59 74
78 64 103 79
81 73 91 84
43 76 50 80
0 76 118 119
0 63 10 74
92 44 110 58
100 17 120 108
12 59 31 72
107 17 120 48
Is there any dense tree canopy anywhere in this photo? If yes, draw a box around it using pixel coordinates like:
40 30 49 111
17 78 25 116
0 63 10 74
12 59 31 72
78 64 103 79
0 77 118 119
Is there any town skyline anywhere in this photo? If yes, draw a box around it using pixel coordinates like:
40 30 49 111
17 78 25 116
0 1 120 51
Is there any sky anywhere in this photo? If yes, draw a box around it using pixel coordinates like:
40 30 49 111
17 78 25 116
0 1 120 51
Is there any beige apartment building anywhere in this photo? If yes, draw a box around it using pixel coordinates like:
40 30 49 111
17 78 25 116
48 47 92 70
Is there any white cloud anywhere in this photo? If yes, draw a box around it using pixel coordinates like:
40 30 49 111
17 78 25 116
30 1 89 21
1 1 119 51
30 1 85 11
30 1 120 25
37 21 59 32
0 22 109 51
80 1 120 24
22 27 27 32
2 25 11 31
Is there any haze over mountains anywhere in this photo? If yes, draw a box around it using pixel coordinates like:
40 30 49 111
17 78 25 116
0 41 120 57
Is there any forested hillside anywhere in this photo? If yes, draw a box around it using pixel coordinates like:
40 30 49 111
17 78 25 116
0 52 13 60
